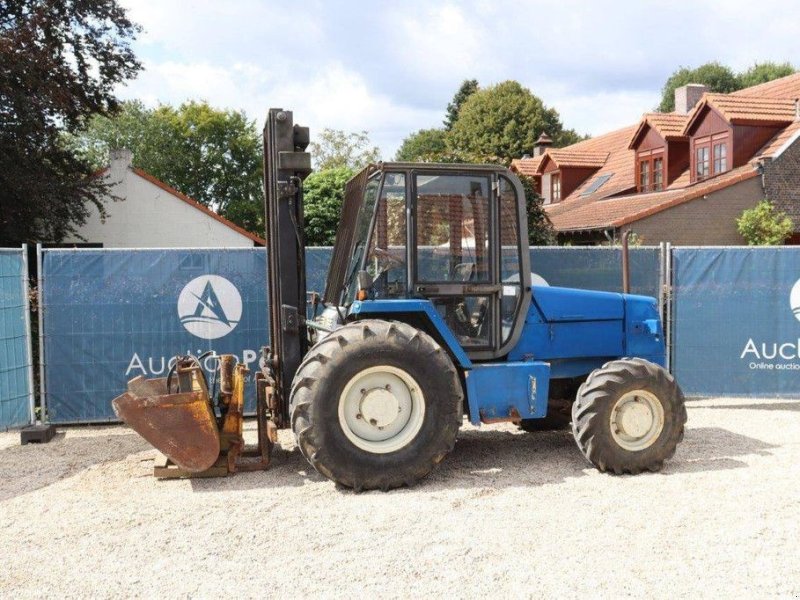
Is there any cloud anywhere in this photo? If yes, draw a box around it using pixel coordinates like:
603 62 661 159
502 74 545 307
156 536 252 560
118 0 800 157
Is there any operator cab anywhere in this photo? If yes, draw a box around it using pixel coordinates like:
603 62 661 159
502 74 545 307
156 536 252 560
323 163 531 360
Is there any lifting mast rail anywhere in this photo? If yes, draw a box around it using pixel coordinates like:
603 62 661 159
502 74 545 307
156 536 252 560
262 109 313 426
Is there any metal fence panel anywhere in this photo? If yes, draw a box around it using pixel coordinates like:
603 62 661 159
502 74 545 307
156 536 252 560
40 245 666 424
0 247 33 429
672 247 800 398
530 247 662 298
41 249 269 423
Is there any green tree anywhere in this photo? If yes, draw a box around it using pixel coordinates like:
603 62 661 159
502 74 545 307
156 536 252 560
736 200 793 245
309 129 381 171
737 61 796 88
395 128 449 162
302 166 355 245
518 175 556 245
0 0 142 243
444 79 479 130
71 100 264 235
448 80 580 163
658 62 739 112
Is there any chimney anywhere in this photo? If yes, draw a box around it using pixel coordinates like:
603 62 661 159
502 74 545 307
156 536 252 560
108 148 133 183
795 98 799 122
533 132 553 156
674 84 708 114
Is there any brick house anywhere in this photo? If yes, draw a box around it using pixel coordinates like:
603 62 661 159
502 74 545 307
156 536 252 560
511 74 800 245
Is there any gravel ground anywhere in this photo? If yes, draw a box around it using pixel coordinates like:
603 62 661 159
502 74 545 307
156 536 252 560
1 397 799 599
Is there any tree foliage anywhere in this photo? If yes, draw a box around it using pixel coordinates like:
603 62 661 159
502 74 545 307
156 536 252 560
448 81 583 164
658 61 796 112
71 100 264 235
737 61 796 89
302 166 355 246
444 79 479 131
518 175 556 245
309 129 380 171
736 200 793 245
394 128 449 162
0 0 142 243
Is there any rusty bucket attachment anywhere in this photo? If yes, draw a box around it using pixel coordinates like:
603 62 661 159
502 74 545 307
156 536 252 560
112 354 276 479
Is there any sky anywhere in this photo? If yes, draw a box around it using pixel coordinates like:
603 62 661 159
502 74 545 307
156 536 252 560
118 0 800 159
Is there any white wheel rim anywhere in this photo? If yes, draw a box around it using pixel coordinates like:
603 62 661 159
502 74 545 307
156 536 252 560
609 390 664 451
337 365 425 454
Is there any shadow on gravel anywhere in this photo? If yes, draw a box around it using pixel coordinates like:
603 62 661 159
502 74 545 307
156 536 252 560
663 426 777 474
188 424 780 493
0 429 147 502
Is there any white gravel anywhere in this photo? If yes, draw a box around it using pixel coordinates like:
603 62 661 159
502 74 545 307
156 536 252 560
2 397 799 599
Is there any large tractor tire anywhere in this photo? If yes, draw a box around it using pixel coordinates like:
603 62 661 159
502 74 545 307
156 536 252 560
571 358 686 474
290 319 463 491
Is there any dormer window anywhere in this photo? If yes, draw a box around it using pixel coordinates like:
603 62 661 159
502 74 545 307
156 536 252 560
653 157 664 190
713 141 728 174
694 134 727 181
629 113 690 193
683 94 793 183
551 173 561 202
695 145 710 180
637 151 665 192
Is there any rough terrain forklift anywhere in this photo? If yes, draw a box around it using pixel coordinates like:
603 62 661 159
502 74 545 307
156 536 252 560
113 109 686 490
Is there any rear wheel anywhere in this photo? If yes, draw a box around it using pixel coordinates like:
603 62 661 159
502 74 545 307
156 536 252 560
571 358 686 474
290 319 463 491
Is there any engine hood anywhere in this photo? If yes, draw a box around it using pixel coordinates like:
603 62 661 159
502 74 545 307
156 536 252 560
532 286 625 322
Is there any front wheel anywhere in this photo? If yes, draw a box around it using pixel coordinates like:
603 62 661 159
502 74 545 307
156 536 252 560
290 320 463 491
571 358 686 474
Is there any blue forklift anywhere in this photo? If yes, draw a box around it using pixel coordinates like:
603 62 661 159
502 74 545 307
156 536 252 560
113 109 686 490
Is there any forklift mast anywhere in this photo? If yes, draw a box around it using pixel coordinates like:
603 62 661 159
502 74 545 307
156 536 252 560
262 109 312 424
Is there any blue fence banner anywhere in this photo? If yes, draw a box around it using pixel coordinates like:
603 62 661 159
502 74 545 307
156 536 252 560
530 247 662 298
672 247 800 398
0 247 33 429
41 245 667 424
42 249 270 423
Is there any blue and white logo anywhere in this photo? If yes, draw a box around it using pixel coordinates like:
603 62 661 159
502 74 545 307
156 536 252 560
792 278 800 323
177 275 242 339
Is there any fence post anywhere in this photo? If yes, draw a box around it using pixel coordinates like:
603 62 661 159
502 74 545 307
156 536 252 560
36 243 46 423
21 244 35 425
664 243 673 372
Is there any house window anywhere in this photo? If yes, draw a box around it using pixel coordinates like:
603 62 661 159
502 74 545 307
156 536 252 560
551 173 561 202
695 146 710 180
713 142 727 174
637 152 664 193
653 157 664 191
639 160 650 191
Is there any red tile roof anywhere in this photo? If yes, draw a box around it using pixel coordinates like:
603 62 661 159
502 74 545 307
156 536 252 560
547 165 759 231
685 94 796 132
535 72 800 233
132 168 266 245
628 113 689 148
510 155 543 177
536 149 609 172
731 72 800 99
565 126 639 201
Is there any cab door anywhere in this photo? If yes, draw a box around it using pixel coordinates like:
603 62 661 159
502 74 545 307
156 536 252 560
411 169 528 359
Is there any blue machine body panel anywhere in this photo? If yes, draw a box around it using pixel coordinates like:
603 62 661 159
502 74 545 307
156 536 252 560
347 288 665 423
465 362 550 424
